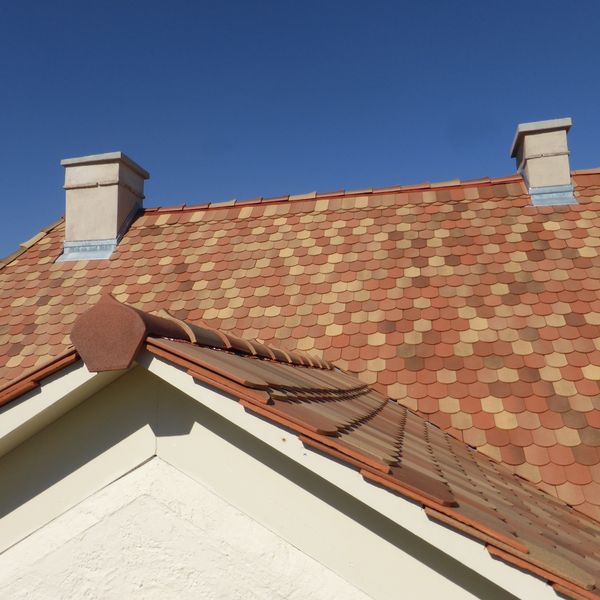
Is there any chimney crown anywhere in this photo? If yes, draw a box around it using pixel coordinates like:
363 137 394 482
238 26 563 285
59 152 149 261
510 118 575 206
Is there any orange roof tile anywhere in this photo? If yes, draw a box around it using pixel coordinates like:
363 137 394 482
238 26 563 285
2 170 600 525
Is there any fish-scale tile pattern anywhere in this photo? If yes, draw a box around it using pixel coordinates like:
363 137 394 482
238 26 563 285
2 171 600 520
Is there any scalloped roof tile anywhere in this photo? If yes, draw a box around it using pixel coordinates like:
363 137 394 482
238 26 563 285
2 170 600 525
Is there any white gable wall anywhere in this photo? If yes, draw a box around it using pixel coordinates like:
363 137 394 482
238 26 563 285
0 364 553 599
0 457 369 600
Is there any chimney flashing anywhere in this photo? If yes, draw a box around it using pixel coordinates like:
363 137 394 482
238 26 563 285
58 239 119 262
528 184 577 207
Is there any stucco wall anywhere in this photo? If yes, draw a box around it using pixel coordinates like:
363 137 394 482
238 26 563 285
0 457 370 600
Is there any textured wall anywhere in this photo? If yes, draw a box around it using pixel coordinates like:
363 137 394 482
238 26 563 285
0 458 370 600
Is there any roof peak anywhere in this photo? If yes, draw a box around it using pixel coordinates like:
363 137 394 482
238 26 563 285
142 172 528 216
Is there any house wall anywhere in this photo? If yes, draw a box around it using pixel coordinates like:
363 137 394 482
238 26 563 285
0 366 529 599
0 457 369 600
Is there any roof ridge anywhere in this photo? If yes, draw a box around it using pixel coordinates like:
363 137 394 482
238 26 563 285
141 172 527 217
157 307 332 369
572 166 600 175
5 167 600 258
70 294 334 374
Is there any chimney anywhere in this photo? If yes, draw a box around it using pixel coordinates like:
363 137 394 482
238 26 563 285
510 118 576 206
58 152 149 261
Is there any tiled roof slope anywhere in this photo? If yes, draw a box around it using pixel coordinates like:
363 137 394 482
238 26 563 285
30 296 600 599
1 171 600 521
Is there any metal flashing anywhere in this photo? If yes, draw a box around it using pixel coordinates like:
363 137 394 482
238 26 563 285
529 184 577 206
58 239 117 261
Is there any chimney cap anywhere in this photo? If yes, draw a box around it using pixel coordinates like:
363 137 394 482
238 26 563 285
510 117 572 158
61 151 150 180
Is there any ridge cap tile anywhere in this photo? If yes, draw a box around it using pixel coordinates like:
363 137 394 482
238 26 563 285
131 172 533 217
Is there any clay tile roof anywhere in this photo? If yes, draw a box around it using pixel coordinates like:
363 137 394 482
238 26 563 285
2 170 600 526
62 297 600 598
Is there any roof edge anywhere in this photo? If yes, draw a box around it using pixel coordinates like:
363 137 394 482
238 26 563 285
0 348 79 408
0 218 64 272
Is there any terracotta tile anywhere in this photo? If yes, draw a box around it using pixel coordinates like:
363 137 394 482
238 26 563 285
555 482 586 506
524 445 551 466
565 463 594 486
508 428 534 448
500 445 526 465
540 464 567 486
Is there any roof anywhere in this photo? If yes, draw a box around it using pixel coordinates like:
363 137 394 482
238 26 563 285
8 294 600 599
1 170 600 524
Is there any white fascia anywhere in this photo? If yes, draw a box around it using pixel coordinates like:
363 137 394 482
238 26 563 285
0 362 124 459
141 352 557 600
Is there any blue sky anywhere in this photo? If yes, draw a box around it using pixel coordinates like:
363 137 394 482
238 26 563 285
1 1 599 256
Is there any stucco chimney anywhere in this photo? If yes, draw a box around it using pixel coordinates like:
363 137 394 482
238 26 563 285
510 118 575 206
59 152 149 261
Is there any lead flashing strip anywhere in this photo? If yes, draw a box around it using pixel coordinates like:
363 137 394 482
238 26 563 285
530 184 577 207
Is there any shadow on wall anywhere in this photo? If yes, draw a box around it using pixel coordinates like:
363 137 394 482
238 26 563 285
0 367 193 519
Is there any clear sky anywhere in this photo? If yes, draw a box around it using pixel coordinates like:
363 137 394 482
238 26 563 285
1 1 599 256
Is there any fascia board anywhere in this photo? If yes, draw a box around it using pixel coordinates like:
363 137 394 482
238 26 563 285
0 363 125 459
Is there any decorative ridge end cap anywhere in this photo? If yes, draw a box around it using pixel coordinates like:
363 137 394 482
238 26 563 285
70 294 189 372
